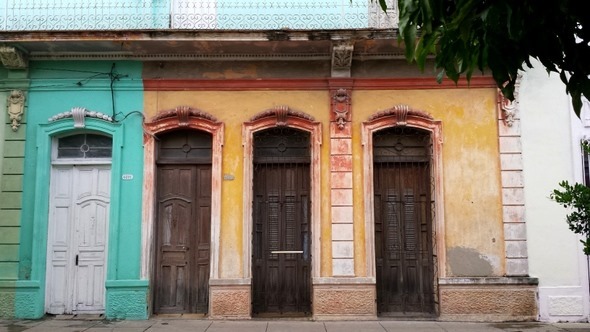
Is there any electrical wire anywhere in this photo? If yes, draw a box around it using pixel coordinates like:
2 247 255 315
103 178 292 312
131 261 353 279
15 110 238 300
5 64 141 124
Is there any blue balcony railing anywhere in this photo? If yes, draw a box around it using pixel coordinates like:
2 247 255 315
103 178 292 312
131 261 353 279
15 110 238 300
0 0 397 31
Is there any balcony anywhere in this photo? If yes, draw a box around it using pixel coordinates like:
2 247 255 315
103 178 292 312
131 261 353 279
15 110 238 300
0 0 398 31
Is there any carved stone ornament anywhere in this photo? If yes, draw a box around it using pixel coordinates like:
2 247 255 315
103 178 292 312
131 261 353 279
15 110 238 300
0 46 28 69
250 105 315 127
331 88 351 130
331 42 354 78
7 90 25 131
499 93 516 127
499 73 523 127
152 106 218 126
48 107 113 127
368 104 433 123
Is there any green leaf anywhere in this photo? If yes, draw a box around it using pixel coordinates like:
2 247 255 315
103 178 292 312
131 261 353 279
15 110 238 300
436 69 445 83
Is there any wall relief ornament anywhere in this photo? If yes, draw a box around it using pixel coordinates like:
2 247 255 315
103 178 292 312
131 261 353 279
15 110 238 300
368 104 433 124
0 46 28 69
152 105 218 126
498 73 523 127
7 90 25 131
331 42 354 78
331 88 351 130
250 105 315 127
48 107 113 127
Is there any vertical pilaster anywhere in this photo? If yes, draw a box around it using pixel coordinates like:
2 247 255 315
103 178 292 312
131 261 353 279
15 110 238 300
498 78 529 276
330 87 354 276
0 68 29 318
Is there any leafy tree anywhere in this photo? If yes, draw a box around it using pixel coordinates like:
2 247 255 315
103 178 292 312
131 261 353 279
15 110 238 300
377 0 590 116
551 180 590 255
550 142 590 255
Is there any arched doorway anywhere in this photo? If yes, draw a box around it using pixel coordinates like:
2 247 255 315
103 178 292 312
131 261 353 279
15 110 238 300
45 132 112 314
372 127 435 316
251 127 312 316
153 129 212 314
362 106 444 318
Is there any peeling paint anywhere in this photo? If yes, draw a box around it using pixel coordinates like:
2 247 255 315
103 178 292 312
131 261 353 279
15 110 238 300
448 247 494 277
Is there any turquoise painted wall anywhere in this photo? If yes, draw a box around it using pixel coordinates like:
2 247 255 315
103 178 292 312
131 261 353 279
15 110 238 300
3 0 369 31
216 0 369 29
0 67 29 318
15 61 147 319
3 0 169 30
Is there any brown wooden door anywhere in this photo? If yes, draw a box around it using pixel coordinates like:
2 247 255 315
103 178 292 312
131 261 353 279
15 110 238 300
252 128 311 316
373 128 435 316
154 131 212 314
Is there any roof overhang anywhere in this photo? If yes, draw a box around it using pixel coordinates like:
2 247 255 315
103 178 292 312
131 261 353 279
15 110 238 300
0 29 404 65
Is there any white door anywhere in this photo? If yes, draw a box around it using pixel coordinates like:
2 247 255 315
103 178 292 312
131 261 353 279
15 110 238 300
46 165 111 314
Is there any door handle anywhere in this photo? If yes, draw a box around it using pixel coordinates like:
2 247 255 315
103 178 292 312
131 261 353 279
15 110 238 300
75 254 79 266
270 251 303 254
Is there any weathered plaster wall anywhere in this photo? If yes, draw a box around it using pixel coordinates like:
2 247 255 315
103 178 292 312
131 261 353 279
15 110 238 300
144 90 333 277
142 59 439 80
145 86 503 279
353 88 504 277
15 61 146 319
520 63 590 322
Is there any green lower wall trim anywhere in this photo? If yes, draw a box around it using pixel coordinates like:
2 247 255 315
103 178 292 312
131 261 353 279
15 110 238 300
0 292 15 318
14 280 43 319
0 281 16 318
106 280 149 320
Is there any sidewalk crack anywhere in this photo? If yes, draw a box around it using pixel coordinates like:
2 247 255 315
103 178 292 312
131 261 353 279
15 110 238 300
436 322 449 332
203 320 214 332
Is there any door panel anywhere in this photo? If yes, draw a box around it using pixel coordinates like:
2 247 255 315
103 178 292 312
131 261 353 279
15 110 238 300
155 165 211 314
252 163 311 315
47 165 111 314
374 162 434 315
47 167 74 314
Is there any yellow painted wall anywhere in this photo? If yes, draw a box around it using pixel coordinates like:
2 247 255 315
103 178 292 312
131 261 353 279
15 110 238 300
144 91 333 278
145 86 504 279
353 88 504 276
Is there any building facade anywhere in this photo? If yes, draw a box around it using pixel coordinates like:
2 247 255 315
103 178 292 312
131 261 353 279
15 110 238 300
520 62 590 322
0 0 539 321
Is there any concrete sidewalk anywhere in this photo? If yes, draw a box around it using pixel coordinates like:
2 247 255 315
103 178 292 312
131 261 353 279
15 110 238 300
2 318 590 332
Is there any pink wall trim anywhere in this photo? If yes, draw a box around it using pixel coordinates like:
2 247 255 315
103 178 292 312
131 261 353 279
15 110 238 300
141 106 224 316
361 106 445 281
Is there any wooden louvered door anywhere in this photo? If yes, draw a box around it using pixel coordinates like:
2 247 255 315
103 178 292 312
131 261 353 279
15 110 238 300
154 130 212 315
252 128 311 316
373 127 435 316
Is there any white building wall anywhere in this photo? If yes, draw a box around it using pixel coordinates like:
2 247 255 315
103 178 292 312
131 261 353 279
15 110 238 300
520 61 590 322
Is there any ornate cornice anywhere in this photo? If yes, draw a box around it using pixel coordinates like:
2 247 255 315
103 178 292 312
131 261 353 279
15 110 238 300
368 104 434 124
250 105 315 127
151 106 218 126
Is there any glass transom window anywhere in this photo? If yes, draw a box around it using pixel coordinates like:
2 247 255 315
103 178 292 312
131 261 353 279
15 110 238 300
57 133 112 159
